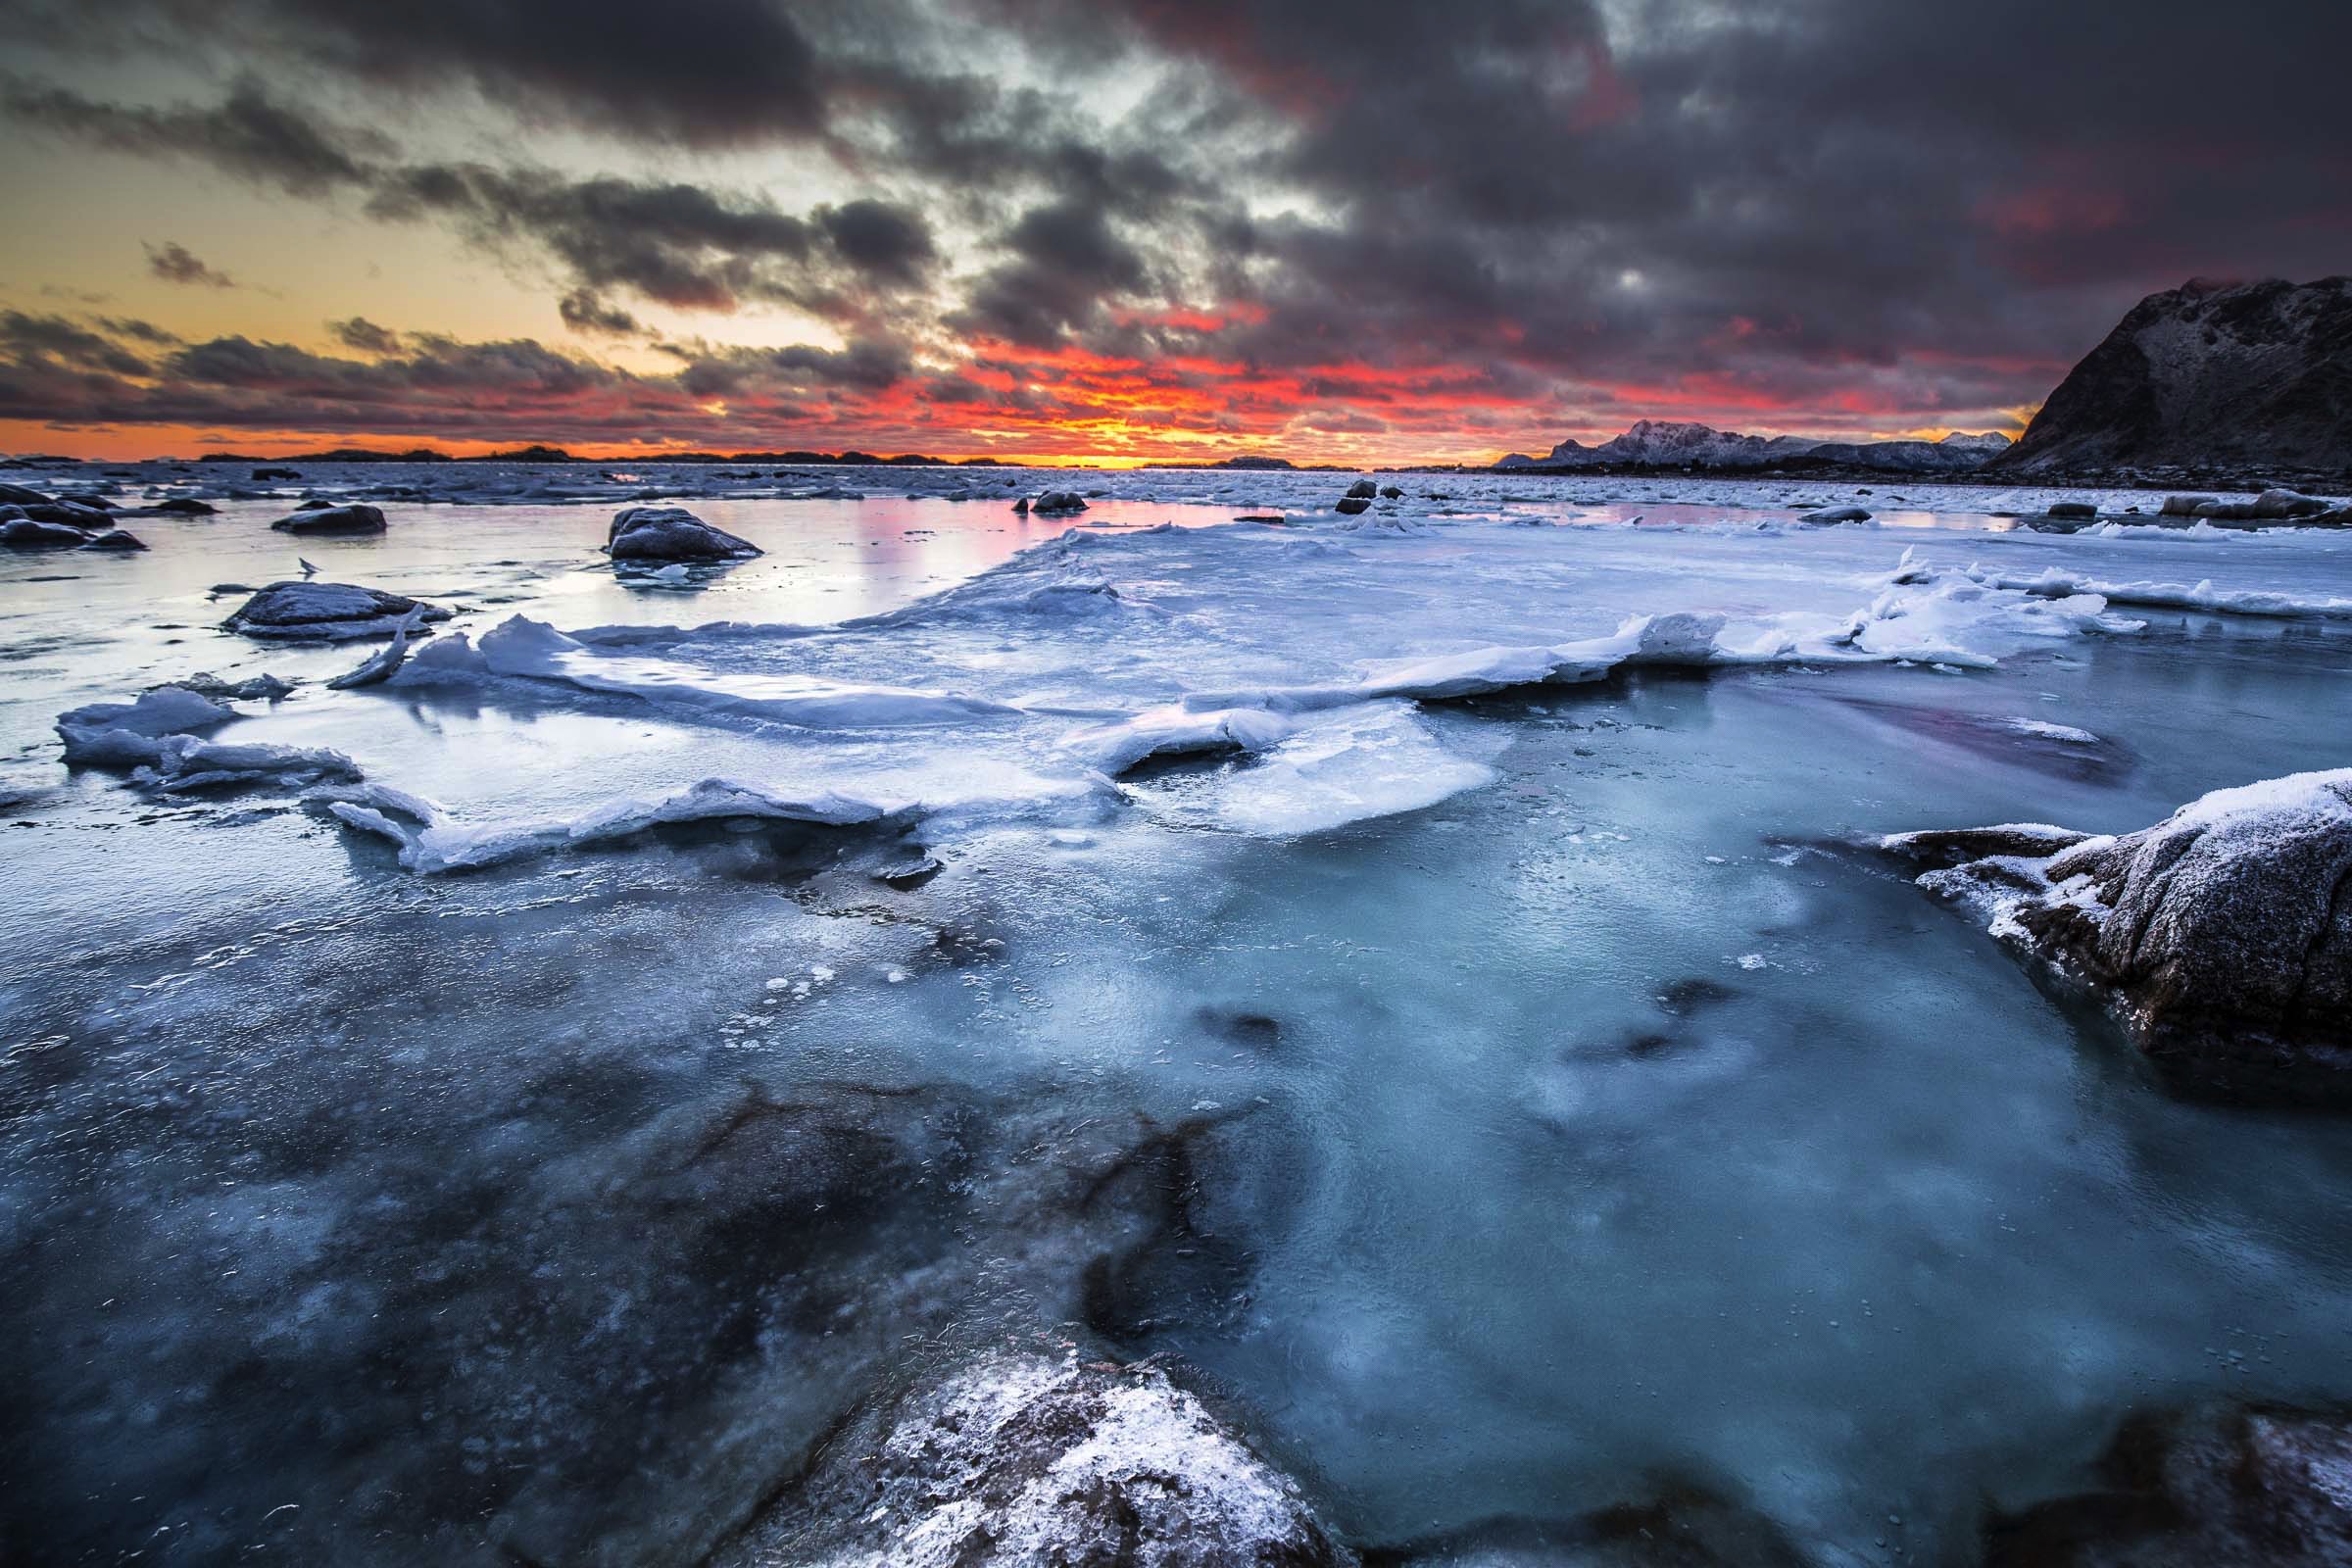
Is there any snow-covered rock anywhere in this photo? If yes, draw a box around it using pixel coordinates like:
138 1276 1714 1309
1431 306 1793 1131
1884 769 2352 1100
1507 420 2009 473
1796 506 1874 525
720 1349 1352 1568
605 505 762 563
270 502 387 535
222 581 452 641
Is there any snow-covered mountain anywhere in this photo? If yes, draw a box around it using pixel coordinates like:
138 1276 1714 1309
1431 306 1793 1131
1496 420 2011 472
1994 276 2352 477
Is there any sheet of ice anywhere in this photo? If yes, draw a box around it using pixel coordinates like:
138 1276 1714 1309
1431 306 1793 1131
9 467 2352 1568
1199 702 1495 836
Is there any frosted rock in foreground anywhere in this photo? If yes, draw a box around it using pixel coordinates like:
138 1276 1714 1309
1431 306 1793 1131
1884 769 2352 1099
1986 1402 2352 1567
723 1348 1352 1568
222 580 452 641
270 502 387 535
605 504 762 562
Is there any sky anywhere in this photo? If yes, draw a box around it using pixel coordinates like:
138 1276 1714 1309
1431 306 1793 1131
0 0 2344 466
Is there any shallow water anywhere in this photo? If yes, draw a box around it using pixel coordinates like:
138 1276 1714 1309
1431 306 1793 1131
3 466 2350 1565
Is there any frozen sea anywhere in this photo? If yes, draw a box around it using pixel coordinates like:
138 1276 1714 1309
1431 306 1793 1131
4 461 2351 1565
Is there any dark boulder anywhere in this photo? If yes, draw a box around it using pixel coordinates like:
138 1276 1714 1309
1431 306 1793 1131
0 481 51 506
151 497 218 514
13 501 114 529
1335 496 1373 515
270 502 387 535
1883 769 2352 1101
605 504 762 563
1031 490 1090 514
0 515 96 548
1985 1403 2352 1567
223 580 452 642
81 528 147 551
1345 479 1379 499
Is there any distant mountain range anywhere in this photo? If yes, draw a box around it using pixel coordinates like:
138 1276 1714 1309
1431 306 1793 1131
1992 276 2352 479
1494 419 2012 473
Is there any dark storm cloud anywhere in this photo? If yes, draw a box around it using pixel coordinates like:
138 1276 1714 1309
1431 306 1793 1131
0 0 827 149
9 76 941 321
146 242 234 288
5 0 2349 449
557 290 638 336
956 201 1154 345
0 311 155 378
3 76 379 195
329 318 402 354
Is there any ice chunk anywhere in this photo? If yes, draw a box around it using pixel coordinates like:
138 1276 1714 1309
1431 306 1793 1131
1210 703 1494 836
56 687 234 765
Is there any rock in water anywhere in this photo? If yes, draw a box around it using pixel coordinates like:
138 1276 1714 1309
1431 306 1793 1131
81 528 147 551
605 505 763 562
1883 769 2352 1101
1994 275 2352 476
1031 490 1089 514
223 581 452 642
0 515 98 548
721 1348 1353 1568
1985 1403 2352 1567
270 502 387 535
1796 506 1873 525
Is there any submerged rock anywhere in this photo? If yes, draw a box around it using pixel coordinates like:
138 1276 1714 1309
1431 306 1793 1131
223 580 452 642
270 502 387 535
1797 505 1873 525
164 672 294 702
723 1348 1353 1568
2046 501 2100 519
150 497 217 514
1366 1488 1813 1566
606 504 762 562
1884 769 2352 1100
1985 1403 2352 1567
